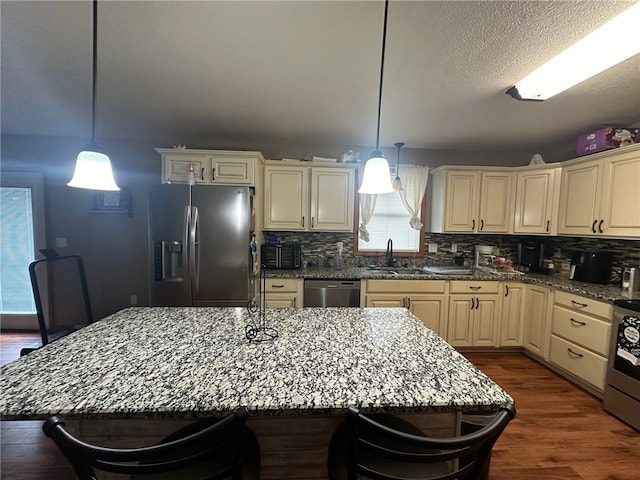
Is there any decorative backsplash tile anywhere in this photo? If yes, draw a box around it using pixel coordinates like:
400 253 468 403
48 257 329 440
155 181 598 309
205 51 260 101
262 231 640 283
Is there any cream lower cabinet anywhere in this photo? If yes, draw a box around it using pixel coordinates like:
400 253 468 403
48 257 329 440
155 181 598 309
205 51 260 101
499 282 525 347
558 145 640 237
263 278 303 308
264 164 355 231
363 280 448 337
549 291 612 394
447 281 500 347
523 284 552 359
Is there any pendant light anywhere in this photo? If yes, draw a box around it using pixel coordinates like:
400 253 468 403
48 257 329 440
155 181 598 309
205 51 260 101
392 141 404 191
68 0 119 191
358 0 394 195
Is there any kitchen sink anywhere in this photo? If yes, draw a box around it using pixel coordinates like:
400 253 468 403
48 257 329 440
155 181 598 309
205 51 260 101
421 266 474 275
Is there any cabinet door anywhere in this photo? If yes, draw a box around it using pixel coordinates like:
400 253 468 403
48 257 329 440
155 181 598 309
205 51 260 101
523 285 552 359
478 172 512 233
448 297 474 346
472 296 499 347
513 168 557 234
444 171 479 232
162 155 208 184
600 150 640 237
366 295 405 308
265 295 299 308
310 167 355 231
557 159 601 236
211 157 254 185
264 167 308 230
409 297 447 338
499 282 525 347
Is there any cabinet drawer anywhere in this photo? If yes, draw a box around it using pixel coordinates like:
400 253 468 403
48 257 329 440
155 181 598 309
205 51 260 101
366 280 446 294
552 305 611 356
264 278 300 293
554 291 611 319
550 335 607 391
449 281 499 294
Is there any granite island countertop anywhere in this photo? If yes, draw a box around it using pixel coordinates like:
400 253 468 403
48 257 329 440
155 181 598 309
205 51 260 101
0 307 513 421
264 267 640 303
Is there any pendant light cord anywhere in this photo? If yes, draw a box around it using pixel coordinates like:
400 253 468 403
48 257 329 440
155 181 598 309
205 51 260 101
91 0 98 145
374 0 389 152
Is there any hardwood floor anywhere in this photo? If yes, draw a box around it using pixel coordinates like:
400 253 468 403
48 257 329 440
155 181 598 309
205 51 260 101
1 332 638 479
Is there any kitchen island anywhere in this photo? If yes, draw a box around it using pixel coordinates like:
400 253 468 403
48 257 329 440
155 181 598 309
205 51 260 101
0 307 513 478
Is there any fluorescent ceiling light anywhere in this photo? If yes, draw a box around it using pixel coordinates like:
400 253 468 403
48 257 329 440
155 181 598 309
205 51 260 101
507 2 640 101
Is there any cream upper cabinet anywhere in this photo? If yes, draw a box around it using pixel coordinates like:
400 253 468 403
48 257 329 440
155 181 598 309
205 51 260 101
430 168 512 233
558 145 640 237
264 163 355 232
157 149 262 185
513 165 560 234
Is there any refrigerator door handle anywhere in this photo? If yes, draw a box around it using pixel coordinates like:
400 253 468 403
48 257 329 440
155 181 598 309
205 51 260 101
190 206 200 293
183 205 190 282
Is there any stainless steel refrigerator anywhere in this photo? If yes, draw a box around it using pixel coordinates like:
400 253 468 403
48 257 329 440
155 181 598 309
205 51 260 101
148 184 255 307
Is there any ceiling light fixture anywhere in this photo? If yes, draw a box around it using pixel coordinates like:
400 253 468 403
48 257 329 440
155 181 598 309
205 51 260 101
68 0 119 191
506 2 640 101
358 0 394 195
392 142 404 191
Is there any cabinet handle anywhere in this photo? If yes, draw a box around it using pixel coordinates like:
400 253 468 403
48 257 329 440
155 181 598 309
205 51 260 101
293 297 297 308
475 297 480 310
301 216 305 227
591 220 597 234
201 168 205 181
469 286 482 291
505 285 509 297
571 300 588 308
470 298 475 310
271 284 285 289
472 219 476 231
212 167 216 181
311 217 315 228
567 348 584 358
406 297 411 309
570 318 586 326
598 219 604 234
480 219 484 231
546 220 550 232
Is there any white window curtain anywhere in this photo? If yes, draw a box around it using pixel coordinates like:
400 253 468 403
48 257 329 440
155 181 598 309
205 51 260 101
358 194 377 242
397 165 429 230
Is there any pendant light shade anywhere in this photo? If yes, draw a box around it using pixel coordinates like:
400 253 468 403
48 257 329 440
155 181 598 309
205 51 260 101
358 0 394 195
68 148 119 191
358 151 394 194
68 0 119 191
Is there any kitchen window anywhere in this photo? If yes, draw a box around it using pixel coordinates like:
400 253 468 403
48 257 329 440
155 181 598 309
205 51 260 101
0 172 45 329
355 191 425 255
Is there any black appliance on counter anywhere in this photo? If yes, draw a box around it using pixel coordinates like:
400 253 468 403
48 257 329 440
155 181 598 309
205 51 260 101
516 239 546 272
261 244 302 269
569 251 613 284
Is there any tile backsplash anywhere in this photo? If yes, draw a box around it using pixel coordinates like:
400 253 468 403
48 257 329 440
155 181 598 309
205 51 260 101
263 231 640 284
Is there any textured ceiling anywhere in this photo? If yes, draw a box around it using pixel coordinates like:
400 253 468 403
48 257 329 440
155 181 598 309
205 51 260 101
2 1 639 153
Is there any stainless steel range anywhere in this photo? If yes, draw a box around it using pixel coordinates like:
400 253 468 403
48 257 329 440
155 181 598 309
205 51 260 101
603 299 640 430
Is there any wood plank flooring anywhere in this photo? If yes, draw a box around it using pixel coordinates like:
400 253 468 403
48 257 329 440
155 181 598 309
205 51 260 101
1 332 638 479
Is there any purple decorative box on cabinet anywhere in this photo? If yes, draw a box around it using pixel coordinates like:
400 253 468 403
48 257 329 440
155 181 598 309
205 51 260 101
577 127 639 156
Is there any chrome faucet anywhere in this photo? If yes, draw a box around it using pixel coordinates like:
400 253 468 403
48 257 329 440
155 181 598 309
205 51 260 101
385 238 394 267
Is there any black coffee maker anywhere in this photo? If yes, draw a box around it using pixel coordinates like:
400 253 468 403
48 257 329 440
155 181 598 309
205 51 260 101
570 251 613 284
517 239 545 272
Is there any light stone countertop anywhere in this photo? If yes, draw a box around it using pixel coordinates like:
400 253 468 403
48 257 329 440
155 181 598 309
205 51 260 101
264 267 640 303
0 307 512 420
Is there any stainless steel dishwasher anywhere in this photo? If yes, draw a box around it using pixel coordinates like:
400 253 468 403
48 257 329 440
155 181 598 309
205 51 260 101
303 279 361 307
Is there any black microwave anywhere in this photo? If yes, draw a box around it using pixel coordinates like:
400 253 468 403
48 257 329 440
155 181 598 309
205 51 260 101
261 244 302 269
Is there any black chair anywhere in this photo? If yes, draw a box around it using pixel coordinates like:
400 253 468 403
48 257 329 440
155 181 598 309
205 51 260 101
20 252 93 356
42 406 261 479
327 404 515 480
